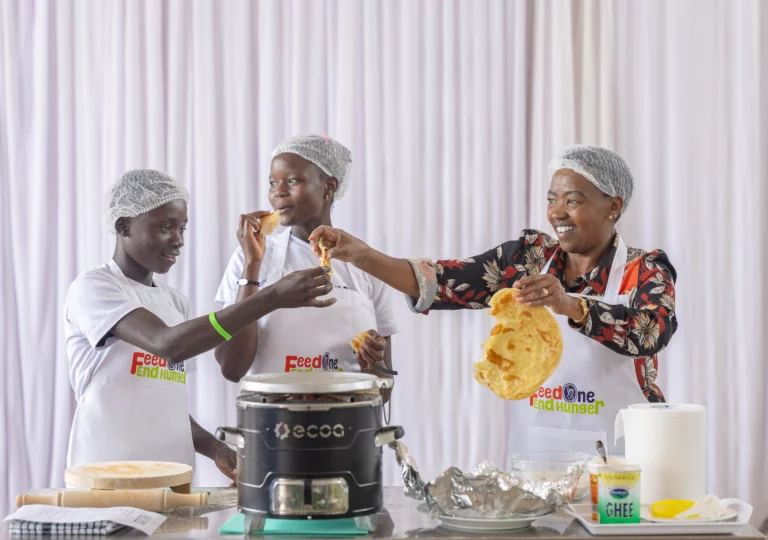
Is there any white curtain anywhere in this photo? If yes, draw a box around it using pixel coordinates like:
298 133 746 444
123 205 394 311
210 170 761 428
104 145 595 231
1 0 766 528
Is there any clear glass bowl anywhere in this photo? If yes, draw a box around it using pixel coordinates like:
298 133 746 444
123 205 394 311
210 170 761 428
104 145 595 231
507 451 593 501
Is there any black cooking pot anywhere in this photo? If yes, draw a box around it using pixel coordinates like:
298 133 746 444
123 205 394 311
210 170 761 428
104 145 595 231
216 372 403 530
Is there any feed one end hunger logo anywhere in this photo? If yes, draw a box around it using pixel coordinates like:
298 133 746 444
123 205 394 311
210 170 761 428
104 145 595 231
529 382 606 415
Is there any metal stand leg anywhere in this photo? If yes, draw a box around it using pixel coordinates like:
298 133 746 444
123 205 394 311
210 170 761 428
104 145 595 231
243 514 266 534
354 515 377 533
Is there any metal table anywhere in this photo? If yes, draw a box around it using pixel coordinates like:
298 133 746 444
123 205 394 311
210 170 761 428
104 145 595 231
2 487 764 539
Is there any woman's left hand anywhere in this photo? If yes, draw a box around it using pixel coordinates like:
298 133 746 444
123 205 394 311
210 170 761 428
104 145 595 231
513 274 581 318
213 445 238 487
356 330 386 372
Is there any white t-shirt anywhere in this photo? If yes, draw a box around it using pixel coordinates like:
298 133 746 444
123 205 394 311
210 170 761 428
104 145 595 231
64 260 190 401
215 230 399 338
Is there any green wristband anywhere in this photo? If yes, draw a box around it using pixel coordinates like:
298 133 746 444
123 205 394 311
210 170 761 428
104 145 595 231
209 312 232 341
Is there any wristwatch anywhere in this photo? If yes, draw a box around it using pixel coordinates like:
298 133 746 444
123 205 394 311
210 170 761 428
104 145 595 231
237 278 260 287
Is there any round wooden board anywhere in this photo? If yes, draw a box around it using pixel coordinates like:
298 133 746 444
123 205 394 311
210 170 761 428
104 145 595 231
64 461 193 490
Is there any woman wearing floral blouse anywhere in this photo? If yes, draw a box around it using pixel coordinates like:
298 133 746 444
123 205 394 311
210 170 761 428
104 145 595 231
311 145 677 457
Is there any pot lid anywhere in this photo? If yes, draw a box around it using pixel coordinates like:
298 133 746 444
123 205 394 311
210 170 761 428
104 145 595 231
239 371 394 394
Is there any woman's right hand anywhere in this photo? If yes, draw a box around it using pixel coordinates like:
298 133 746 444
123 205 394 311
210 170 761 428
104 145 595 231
309 226 371 268
238 211 270 263
267 267 337 309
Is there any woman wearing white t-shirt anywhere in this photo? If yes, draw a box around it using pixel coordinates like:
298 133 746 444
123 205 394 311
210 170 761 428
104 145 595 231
64 170 334 482
214 135 398 395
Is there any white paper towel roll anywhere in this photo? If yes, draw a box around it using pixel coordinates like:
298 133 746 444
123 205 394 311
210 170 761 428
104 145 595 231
614 403 706 504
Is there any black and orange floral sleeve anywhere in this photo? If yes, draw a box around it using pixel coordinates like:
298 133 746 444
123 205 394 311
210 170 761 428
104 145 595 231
405 231 560 312
404 229 677 401
571 253 677 358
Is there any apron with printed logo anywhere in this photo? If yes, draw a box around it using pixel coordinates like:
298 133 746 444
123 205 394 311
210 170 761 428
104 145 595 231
506 234 646 460
251 231 378 374
67 264 195 468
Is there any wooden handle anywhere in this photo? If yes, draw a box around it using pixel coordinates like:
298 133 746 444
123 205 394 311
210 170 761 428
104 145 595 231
16 492 62 508
16 490 208 512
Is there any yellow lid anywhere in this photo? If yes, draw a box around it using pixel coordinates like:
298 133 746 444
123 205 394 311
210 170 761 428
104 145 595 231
651 499 697 519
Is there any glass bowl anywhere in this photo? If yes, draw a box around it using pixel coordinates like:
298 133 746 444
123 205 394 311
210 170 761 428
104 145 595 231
507 451 593 501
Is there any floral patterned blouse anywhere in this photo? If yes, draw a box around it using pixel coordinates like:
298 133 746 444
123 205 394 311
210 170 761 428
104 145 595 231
406 230 678 402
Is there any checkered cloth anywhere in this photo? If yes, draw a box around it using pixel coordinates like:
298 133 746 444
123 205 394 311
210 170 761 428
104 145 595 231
9 520 127 536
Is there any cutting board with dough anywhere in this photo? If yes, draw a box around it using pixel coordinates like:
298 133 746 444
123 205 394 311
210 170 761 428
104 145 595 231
16 462 204 511
65 461 193 492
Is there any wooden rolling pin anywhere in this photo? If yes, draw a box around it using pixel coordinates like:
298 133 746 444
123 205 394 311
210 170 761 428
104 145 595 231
16 489 208 512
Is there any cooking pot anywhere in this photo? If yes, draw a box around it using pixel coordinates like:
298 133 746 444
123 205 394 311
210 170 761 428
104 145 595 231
217 372 404 533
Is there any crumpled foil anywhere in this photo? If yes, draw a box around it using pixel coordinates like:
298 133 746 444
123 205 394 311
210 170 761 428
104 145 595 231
389 441 586 519
390 441 428 501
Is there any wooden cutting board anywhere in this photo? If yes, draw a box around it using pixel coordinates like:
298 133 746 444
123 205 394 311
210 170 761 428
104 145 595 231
65 461 193 492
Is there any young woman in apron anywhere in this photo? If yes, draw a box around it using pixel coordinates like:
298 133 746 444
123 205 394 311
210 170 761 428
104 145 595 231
65 170 334 482
214 135 399 398
309 145 678 459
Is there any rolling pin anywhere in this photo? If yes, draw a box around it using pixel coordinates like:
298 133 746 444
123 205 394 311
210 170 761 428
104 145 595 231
16 489 208 512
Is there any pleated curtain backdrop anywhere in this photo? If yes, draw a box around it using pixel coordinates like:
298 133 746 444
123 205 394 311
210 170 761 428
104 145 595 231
1 0 766 527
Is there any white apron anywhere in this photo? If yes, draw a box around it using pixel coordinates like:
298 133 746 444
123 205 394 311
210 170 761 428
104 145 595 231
67 266 195 468
506 234 647 459
252 231 378 374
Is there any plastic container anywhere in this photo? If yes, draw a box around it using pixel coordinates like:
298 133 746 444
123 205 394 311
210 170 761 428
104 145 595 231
588 456 632 520
596 464 642 523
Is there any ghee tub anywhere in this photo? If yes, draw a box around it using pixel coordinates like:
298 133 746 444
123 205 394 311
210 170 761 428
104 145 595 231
596 465 642 524
589 457 630 521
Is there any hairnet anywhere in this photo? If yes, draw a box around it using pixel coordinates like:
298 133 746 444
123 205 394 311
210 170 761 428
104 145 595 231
107 169 189 231
547 145 634 214
272 134 353 201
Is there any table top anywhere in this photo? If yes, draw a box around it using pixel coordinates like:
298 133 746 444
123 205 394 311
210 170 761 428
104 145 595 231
2 487 764 539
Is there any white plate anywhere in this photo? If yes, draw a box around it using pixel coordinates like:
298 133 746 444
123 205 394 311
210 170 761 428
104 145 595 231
564 499 753 536
641 506 738 523
417 503 553 532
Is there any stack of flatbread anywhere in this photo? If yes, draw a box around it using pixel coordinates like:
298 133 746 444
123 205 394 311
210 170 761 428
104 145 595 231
473 288 563 400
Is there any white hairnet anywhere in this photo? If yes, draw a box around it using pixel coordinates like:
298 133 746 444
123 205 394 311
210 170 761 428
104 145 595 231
107 169 189 231
272 134 353 201
547 145 634 215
